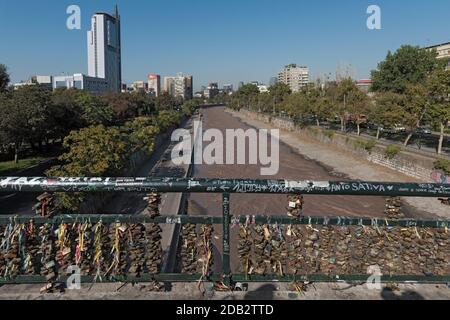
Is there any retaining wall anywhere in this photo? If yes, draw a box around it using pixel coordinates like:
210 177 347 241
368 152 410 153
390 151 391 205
237 109 439 182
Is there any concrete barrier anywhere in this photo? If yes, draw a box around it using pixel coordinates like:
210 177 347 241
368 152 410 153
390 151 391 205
236 109 439 182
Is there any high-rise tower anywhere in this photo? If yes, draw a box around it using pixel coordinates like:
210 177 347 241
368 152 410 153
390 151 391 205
87 6 122 93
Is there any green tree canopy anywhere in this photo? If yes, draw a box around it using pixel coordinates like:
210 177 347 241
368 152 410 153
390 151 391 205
51 88 85 139
156 110 182 132
268 82 292 105
0 64 10 92
156 92 179 111
125 117 160 154
426 69 450 154
335 78 368 131
46 125 132 210
371 45 443 94
229 84 260 110
76 92 115 126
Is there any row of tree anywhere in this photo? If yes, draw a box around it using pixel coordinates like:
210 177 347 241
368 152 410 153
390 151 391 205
0 63 200 210
46 108 187 210
228 45 450 154
0 70 187 162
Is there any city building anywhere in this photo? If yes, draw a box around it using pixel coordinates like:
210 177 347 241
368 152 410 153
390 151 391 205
53 73 109 95
87 6 122 93
356 79 372 93
222 84 234 95
148 74 161 97
163 77 176 96
204 82 219 99
132 80 148 93
194 92 204 99
185 75 193 100
425 41 450 70
277 64 310 92
164 73 193 100
257 85 269 93
14 75 53 90
50 7 122 95
238 81 244 89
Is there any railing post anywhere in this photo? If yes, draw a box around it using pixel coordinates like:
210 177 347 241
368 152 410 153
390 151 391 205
222 193 231 286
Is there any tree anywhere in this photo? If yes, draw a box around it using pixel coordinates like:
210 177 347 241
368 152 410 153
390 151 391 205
76 92 115 126
9 85 53 152
125 117 160 154
0 92 27 163
371 45 444 94
303 87 332 127
156 110 182 132
427 69 450 154
47 125 131 210
268 82 292 107
156 92 178 111
370 92 407 140
281 92 309 121
336 78 367 133
0 64 10 92
50 88 85 141
105 92 155 122
181 100 197 116
402 84 429 146
229 84 260 110
256 92 273 114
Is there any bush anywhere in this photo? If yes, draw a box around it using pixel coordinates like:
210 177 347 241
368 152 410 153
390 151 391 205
353 139 365 150
353 139 378 154
385 145 401 159
156 110 182 131
434 158 450 175
364 140 377 154
307 126 319 136
323 130 334 140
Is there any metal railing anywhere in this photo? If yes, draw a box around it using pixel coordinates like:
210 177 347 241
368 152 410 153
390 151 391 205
1 177 450 286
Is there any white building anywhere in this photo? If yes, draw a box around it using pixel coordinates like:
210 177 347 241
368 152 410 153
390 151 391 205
50 7 122 95
132 81 148 93
163 77 176 96
204 82 219 99
14 75 53 90
426 41 450 70
87 6 122 93
257 85 269 93
53 74 108 95
148 74 161 97
277 64 310 92
164 73 193 100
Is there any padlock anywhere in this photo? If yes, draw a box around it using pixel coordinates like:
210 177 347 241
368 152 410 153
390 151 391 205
38 223 58 292
196 225 214 276
145 223 163 274
179 224 198 274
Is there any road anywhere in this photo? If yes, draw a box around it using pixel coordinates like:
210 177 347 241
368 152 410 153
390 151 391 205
328 123 450 156
0 159 57 215
187 106 425 273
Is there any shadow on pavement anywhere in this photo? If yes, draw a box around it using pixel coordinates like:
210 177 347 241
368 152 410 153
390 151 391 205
381 288 425 300
243 284 277 300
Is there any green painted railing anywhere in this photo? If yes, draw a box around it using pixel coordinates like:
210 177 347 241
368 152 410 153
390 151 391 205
1 177 450 286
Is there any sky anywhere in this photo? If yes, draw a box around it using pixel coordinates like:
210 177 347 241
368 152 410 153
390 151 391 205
1 0 450 91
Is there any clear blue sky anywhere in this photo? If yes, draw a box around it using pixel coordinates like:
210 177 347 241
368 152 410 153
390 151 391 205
1 0 449 91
